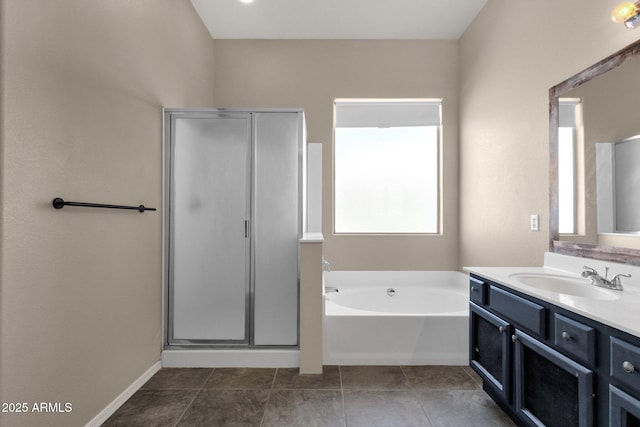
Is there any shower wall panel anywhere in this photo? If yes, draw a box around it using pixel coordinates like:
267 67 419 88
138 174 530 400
253 112 302 346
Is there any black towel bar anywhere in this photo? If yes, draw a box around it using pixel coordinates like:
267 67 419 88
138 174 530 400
52 197 156 213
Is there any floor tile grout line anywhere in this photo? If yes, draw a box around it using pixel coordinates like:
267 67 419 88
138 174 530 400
418 395 436 427
338 365 349 427
202 367 216 389
342 388 425 392
170 368 215 427
461 366 483 389
258 368 278 427
399 366 436 427
399 365 411 388
170 387 204 427
270 368 278 389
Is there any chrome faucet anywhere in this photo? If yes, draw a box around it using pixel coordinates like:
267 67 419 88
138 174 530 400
325 286 339 293
322 256 331 272
582 265 630 291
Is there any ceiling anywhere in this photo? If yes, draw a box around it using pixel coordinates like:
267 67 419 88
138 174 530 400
190 0 488 40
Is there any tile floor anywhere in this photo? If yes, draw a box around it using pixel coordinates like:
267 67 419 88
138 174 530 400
103 365 516 426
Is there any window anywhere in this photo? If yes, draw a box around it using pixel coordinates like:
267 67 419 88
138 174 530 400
333 99 441 234
558 99 582 234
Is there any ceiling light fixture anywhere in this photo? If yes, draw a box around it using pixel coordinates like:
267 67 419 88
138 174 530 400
239 0 255 4
611 1 640 28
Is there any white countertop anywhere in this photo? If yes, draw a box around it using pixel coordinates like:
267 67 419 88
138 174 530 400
464 252 640 338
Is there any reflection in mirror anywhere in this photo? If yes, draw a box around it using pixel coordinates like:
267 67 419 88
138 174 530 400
561 54 640 239
558 99 582 235
550 39 640 265
597 135 640 234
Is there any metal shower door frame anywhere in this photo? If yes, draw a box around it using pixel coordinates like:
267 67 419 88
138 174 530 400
164 110 252 347
163 108 304 349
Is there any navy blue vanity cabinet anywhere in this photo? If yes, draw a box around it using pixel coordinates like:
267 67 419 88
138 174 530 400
468 273 631 427
470 302 512 402
609 337 640 426
514 329 594 427
470 276 487 305
489 285 546 339
610 385 640 426
554 314 596 367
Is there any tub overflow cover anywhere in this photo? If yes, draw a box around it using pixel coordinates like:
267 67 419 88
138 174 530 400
387 288 396 296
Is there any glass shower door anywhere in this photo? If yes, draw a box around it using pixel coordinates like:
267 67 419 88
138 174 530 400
169 113 251 343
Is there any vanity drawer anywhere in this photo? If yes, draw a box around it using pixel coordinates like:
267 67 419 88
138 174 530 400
489 286 546 338
554 314 596 367
611 337 640 395
469 276 487 305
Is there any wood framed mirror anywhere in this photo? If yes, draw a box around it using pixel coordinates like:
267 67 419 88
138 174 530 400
549 39 640 265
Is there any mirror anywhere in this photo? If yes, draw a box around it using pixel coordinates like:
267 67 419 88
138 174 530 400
550 39 640 265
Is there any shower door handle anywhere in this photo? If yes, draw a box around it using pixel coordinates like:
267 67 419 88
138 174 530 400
245 220 249 238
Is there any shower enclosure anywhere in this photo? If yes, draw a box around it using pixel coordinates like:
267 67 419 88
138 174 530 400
164 109 305 348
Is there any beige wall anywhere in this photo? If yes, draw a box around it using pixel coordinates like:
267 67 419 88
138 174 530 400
0 1 214 426
459 0 639 267
214 40 460 270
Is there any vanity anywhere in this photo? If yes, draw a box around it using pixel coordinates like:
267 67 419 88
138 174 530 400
466 252 640 426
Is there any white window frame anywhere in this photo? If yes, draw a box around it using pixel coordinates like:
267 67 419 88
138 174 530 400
333 98 443 235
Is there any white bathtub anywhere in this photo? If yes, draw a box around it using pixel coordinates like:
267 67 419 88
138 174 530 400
323 271 469 365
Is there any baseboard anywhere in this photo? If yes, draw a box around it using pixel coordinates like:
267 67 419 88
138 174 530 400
162 349 300 368
85 361 162 427
323 353 468 366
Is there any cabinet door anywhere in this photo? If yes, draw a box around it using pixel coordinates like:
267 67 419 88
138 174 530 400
470 302 512 402
253 112 302 346
515 330 594 427
169 113 251 343
610 385 640 427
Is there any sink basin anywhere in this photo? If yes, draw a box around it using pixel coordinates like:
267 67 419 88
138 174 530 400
508 273 620 301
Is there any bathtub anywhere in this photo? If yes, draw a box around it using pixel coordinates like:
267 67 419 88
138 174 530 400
323 270 469 365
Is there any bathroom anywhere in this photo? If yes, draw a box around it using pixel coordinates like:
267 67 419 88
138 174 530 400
2 0 640 426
